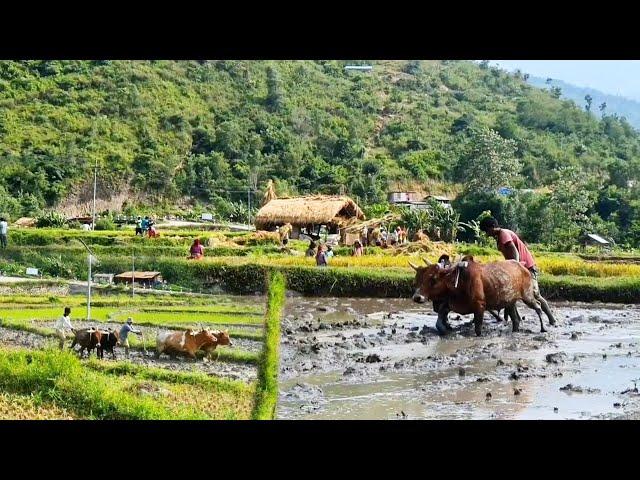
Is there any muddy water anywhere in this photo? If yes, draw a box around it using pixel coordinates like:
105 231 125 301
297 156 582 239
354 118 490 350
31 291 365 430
278 297 640 420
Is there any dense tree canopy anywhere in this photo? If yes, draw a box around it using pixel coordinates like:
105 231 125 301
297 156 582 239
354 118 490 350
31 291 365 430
1 60 640 246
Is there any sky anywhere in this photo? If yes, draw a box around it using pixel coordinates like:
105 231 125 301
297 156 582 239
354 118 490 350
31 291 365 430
490 61 640 101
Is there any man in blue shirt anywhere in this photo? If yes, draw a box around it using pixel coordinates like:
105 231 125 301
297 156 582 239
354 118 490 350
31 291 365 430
119 317 142 356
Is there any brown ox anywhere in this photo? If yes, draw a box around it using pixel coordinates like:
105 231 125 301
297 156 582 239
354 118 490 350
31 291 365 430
411 256 547 336
202 330 232 358
70 328 104 358
155 329 227 360
421 255 521 333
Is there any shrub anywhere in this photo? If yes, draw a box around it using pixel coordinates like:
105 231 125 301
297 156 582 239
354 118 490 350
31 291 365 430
36 211 67 228
95 218 116 230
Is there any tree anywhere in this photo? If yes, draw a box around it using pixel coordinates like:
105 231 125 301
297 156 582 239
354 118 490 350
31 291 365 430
541 166 597 248
459 128 521 194
523 73 530 81
550 86 562 99
599 102 607 116
266 66 283 112
404 61 422 75
424 198 462 242
545 78 553 85
584 94 593 112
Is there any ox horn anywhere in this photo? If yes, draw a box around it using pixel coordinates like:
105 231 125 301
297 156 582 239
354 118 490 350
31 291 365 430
421 256 431 265
408 261 420 271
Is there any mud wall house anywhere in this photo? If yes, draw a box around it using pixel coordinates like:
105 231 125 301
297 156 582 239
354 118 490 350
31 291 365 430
254 195 365 242
114 271 163 288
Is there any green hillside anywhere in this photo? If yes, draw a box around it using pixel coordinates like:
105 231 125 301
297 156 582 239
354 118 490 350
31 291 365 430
1 60 640 247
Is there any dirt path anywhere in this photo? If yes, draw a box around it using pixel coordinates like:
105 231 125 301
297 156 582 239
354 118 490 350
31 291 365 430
278 297 640 419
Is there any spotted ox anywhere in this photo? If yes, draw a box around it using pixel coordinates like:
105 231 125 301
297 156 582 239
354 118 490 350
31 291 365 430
155 329 222 360
411 256 547 336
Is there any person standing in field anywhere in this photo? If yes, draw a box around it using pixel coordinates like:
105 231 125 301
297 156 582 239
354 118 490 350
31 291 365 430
189 238 204 259
141 216 150 235
305 241 317 258
352 240 364 257
119 317 142 357
479 216 557 326
54 307 74 350
361 225 369 247
316 244 328 267
135 216 143 236
0 217 8 249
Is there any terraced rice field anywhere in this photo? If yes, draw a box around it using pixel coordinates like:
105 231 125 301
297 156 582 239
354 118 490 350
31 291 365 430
0 290 272 419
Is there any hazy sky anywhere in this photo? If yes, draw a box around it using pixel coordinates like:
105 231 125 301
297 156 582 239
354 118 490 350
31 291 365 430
490 61 640 101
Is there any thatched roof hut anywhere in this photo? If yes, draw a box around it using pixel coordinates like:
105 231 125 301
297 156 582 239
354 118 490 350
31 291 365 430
13 217 36 228
254 195 365 231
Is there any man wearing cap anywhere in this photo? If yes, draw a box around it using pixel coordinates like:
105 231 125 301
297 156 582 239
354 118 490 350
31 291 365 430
119 317 142 356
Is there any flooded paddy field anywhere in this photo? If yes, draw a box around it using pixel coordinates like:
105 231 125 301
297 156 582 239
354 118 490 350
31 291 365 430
278 296 640 420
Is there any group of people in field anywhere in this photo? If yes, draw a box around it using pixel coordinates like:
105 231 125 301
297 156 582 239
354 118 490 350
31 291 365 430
305 241 334 266
135 216 159 238
54 307 142 357
360 225 408 249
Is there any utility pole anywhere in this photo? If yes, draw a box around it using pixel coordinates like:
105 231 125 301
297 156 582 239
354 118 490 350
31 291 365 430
78 239 96 321
248 172 258 226
87 250 92 320
92 158 98 231
247 188 251 225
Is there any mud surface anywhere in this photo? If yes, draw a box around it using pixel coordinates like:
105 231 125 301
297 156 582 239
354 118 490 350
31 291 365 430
278 297 640 419
0 324 259 383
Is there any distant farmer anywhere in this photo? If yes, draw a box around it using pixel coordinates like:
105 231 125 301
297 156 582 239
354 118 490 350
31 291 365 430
326 245 334 259
119 317 142 357
352 240 364 257
305 241 317 258
148 219 159 238
54 307 73 350
141 216 150 235
316 244 328 267
189 238 204 259
398 226 407 244
135 216 143 236
479 216 557 325
361 225 369 247
0 217 7 249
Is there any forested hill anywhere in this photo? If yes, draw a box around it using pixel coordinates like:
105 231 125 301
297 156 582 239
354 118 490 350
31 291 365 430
1 60 640 223
527 75 640 129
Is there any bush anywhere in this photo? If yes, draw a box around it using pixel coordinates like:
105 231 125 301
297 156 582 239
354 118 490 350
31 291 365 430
95 218 116 230
36 211 67 228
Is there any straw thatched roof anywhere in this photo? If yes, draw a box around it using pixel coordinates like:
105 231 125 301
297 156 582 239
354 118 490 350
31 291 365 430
342 212 399 233
254 195 365 229
13 217 36 227
114 271 162 281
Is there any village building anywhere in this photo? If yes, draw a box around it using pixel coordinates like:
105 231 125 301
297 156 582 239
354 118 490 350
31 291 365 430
114 271 163 288
254 195 365 243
